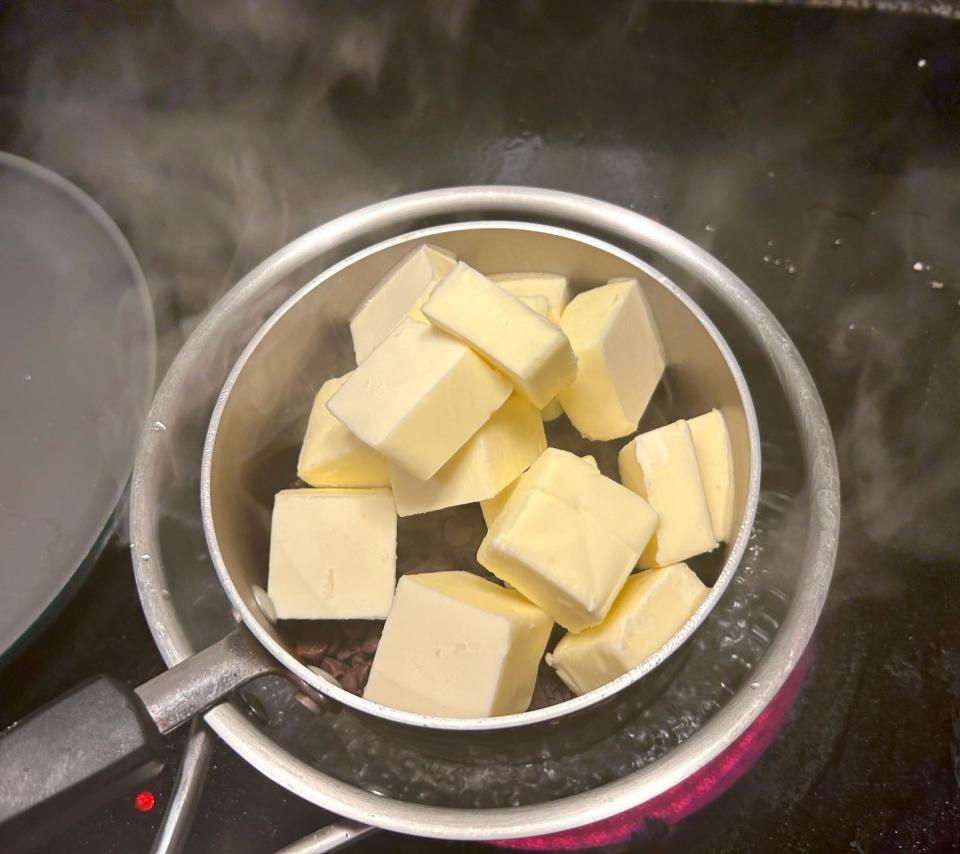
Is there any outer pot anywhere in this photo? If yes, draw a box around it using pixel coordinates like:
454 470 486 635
129 187 839 841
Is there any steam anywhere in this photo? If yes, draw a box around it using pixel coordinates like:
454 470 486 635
7 0 957 573
8 1 475 371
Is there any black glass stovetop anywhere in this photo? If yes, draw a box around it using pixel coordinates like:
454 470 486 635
1 1 959 851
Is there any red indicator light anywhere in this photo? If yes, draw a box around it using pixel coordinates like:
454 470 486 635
134 790 156 812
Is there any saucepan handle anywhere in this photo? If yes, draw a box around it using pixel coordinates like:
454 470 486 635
0 625 278 851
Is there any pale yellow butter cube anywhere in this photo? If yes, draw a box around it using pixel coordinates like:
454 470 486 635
687 409 736 542
480 453 596 527
390 395 546 516
547 563 709 695
481 449 657 553
618 420 718 568
349 244 457 363
267 488 397 619
297 373 389 488
422 262 578 409
478 487 641 632
515 294 551 315
540 398 564 421
327 319 511 481
558 278 666 440
490 272 571 323
479 479 520 528
503 293 564 421
364 572 553 718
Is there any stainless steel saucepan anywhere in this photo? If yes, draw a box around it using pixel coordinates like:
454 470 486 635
1 187 837 852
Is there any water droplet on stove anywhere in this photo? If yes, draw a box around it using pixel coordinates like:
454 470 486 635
704 224 716 232
23 373 31 382
912 261 924 272
152 420 167 432
160 588 170 600
918 58 927 68
930 280 944 290
786 264 797 274
140 554 150 563
767 171 776 178
774 259 781 266
763 255 771 263
833 238 843 247
848 323 856 330
750 681 760 690
767 239 775 247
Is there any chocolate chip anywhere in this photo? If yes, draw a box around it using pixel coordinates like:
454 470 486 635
359 635 380 655
321 657 350 681
324 633 341 657
340 672 359 694
342 621 367 641
294 640 330 664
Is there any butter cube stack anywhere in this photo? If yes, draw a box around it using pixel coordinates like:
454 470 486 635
619 420 718 568
349 244 457 363
276 244 741 715
422 262 578 409
547 562 709 695
390 394 546 517
559 278 665 440
267 488 397 619
364 572 553 718
328 318 511 480
297 373 389 488
478 448 658 632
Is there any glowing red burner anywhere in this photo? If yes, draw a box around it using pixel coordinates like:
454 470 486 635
134 790 156 813
494 649 811 851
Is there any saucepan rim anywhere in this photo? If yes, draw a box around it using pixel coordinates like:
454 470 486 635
199 219 762 731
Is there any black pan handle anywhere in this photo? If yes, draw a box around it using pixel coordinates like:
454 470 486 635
0 625 281 851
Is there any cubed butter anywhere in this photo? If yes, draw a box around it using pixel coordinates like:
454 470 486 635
478 487 641 632
327 318 511 480
503 292 564 421
422 262 578 409
490 272 571 323
541 399 564 421
479 451 597 527
547 563 709 695
618 420 718 568
558 278 666 440
364 571 553 718
267 488 397 619
481 448 657 553
480 478 519 528
687 409 736 542
390 395 546 516
349 244 457 363
297 373 389 488
516 294 551 315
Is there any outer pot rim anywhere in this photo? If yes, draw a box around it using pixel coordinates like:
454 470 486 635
129 186 839 841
